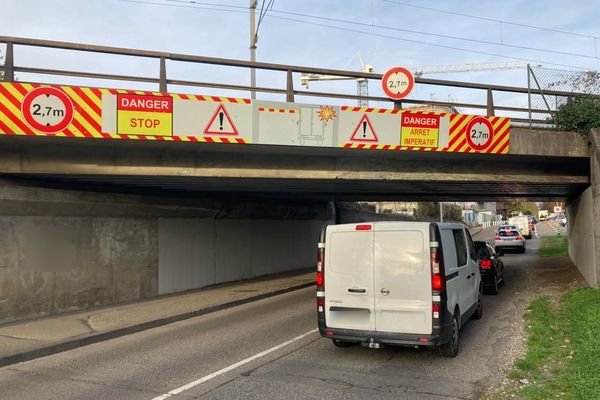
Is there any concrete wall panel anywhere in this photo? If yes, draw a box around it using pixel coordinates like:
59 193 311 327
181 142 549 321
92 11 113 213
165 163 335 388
157 218 323 293
214 219 322 284
0 217 158 324
158 219 215 295
567 188 597 287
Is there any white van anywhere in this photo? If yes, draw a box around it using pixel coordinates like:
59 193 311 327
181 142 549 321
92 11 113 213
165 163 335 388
316 221 482 357
508 216 531 239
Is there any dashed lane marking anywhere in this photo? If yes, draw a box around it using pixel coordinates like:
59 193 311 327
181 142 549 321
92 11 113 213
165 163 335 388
150 329 319 399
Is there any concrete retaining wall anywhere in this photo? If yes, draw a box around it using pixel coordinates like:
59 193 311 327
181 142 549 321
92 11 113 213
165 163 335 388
158 219 324 294
0 180 331 324
567 188 597 287
0 217 158 324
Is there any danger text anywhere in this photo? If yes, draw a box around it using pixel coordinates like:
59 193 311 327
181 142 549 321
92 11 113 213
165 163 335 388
402 115 439 127
120 97 170 111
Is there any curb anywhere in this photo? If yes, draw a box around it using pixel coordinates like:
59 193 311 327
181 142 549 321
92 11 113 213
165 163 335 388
0 281 315 369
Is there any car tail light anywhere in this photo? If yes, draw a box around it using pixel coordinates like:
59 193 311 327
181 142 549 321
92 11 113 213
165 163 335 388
495 234 501 240
430 242 445 291
316 244 325 290
480 259 492 269
516 236 523 241
432 303 440 319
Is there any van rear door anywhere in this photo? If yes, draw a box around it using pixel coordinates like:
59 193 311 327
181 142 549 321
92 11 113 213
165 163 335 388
325 224 375 331
373 222 432 335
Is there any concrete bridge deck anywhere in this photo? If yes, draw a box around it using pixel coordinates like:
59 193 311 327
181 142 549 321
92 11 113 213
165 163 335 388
0 127 589 202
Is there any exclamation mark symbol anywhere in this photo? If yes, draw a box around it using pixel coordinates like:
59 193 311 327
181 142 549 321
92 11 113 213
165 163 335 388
362 120 367 137
219 111 224 130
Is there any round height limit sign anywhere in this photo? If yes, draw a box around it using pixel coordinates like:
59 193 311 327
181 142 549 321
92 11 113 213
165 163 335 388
465 117 494 151
21 87 74 133
382 67 415 100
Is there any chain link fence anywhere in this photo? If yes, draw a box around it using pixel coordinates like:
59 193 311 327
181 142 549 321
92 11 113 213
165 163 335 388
528 66 600 128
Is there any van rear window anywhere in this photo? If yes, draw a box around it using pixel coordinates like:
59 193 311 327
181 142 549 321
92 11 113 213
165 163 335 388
452 229 467 266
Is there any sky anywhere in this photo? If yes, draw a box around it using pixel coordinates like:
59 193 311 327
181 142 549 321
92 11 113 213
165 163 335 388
1 0 599 115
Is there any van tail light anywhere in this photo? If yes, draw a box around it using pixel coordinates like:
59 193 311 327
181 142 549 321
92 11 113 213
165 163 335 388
316 271 324 287
317 243 325 290
480 259 492 269
432 303 440 320
355 224 372 231
317 297 325 313
430 242 445 291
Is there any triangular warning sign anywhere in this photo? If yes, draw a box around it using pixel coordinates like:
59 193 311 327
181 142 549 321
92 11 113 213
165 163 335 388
350 114 378 142
204 104 239 136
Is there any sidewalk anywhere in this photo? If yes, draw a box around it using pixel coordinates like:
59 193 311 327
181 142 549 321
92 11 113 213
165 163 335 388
0 270 314 368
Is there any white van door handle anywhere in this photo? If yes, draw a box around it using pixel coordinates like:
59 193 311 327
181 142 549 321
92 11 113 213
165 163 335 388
347 288 367 294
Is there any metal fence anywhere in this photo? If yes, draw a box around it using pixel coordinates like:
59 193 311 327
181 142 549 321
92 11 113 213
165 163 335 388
0 35 594 127
528 66 600 128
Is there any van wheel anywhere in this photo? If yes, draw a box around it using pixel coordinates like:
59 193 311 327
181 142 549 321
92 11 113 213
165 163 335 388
332 339 353 348
472 286 483 319
439 313 460 357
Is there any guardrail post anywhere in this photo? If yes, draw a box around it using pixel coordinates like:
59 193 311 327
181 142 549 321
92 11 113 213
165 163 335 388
486 88 495 116
286 69 294 102
527 65 532 129
159 57 167 93
3 42 14 82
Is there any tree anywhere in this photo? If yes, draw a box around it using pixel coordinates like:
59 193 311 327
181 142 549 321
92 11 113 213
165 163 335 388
553 96 600 134
504 201 539 217
414 202 438 221
414 202 463 222
443 203 463 222
547 69 600 134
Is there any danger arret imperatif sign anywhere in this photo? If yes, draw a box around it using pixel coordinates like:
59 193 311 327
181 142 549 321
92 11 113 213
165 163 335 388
117 94 173 136
400 113 440 148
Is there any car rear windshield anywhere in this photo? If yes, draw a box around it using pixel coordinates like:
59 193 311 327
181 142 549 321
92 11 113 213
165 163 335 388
475 246 490 259
499 230 519 237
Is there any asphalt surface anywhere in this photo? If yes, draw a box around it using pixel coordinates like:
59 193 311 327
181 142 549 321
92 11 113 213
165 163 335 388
0 222 583 400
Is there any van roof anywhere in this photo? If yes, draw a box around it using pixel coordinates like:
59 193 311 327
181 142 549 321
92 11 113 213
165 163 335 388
326 221 465 231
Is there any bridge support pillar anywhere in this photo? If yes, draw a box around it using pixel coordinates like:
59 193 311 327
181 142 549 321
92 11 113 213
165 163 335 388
567 129 600 287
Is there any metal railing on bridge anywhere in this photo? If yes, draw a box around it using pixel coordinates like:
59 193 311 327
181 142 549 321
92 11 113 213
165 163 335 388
0 35 593 128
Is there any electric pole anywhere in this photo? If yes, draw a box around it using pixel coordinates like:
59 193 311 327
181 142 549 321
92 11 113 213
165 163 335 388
249 0 257 100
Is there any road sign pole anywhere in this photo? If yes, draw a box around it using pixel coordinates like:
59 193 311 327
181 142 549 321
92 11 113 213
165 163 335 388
4 42 14 82
159 57 167 93
249 0 257 100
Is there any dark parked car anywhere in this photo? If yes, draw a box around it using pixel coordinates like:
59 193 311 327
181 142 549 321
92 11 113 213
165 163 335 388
474 241 505 295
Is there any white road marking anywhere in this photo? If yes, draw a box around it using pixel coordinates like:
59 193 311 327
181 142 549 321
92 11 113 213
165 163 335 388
151 328 319 399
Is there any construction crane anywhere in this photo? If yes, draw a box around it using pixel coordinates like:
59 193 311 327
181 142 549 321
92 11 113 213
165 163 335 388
301 60 541 107
411 62 540 77
300 52 374 107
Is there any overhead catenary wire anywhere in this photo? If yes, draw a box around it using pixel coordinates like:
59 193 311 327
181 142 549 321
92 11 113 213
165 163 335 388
255 0 275 40
264 14 596 71
122 0 248 14
119 0 599 71
379 0 600 40
160 0 247 10
153 0 599 60
265 8 599 60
